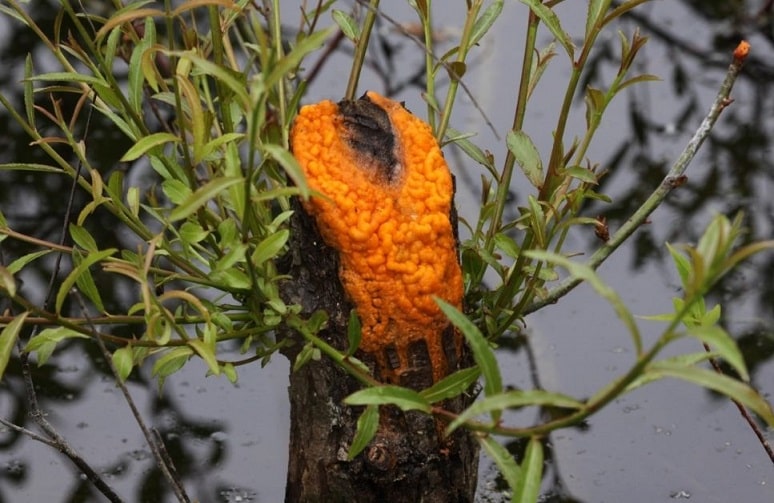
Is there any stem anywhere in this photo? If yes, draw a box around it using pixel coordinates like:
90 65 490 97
345 0 380 101
435 0 482 143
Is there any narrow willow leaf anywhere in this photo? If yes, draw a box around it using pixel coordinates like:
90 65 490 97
55 249 117 314
585 0 607 39
189 339 220 376
446 389 582 434
69 224 98 252
28 72 104 86
332 9 360 41
435 299 502 404
0 312 28 380
479 436 521 493
525 250 642 354
121 132 180 162
348 404 379 460
25 326 89 366
112 345 134 382
152 347 193 391
666 243 691 289
617 73 661 92
344 385 432 413
625 352 716 391
264 28 334 91
513 437 544 503
168 176 243 222
263 143 309 197
650 362 774 425
293 342 317 371
506 130 543 189
564 166 598 184
72 250 106 314
251 229 289 266
519 0 575 59
7 250 51 275
420 367 480 403
445 128 497 177
470 0 503 46
346 309 362 357
0 163 61 173
0 265 15 298
493 233 521 260
685 325 748 381
223 362 237 383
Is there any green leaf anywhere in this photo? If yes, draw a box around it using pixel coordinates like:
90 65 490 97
348 404 379 460
493 233 521 260
519 0 575 59
513 437 544 503
293 342 318 371
332 9 360 41
251 229 289 266
585 0 607 39
344 385 432 414
112 345 134 382
525 250 642 354
168 176 243 222
6 250 52 275
264 28 334 91
0 312 28 381
72 250 106 314
666 243 691 289
563 166 598 184
435 299 502 404
617 73 661 92
470 0 503 46
479 436 521 493
189 339 220 376
506 130 543 189
445 128 497 178
152 347 193 391
24 326 89 366
263 144 309 197
446 389 582 434
69 224 98 252
346 309 362 357
0 265 16 298
121 132 180 162
55 249 116 314
685 325 748 381
420 367 480 404
0 163 62 173
649 362 774 426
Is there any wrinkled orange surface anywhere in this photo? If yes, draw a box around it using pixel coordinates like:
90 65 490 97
290 91 463 383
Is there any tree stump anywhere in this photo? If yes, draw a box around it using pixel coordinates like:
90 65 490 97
279 93 479 502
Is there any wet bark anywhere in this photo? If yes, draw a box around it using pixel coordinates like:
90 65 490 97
279 201 479 503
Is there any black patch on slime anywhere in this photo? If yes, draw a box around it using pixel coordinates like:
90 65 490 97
338 94 399 182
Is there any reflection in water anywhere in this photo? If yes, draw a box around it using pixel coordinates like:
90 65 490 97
1 2 773 502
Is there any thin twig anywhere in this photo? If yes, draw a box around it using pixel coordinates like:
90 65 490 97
701 342 774 464
525 42 751 314
72 291 191 503
352 0 499 139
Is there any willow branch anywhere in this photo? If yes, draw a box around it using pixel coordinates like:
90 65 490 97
525 41 751 315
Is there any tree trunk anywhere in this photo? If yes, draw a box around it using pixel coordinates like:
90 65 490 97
279 203 479 502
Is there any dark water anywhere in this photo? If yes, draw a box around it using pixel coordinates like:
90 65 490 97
1 2 772 502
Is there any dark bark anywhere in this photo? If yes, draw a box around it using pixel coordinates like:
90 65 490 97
279 201 479 503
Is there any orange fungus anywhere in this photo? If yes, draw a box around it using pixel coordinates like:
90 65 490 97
290 91 463 384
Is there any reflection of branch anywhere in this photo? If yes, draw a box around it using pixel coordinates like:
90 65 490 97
526 43 749 314
73 291 191 503
15 342 124 502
